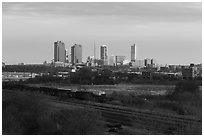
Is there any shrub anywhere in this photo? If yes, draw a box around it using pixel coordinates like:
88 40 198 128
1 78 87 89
170 81 201 106
173 81 200 94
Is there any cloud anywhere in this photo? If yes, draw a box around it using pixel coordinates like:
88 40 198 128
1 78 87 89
3 2 202 23
2 2 202 65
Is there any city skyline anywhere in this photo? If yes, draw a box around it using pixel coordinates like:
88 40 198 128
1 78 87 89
2 2 202 65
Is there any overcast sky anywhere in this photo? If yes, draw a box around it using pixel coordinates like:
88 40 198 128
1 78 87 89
2 2 202 65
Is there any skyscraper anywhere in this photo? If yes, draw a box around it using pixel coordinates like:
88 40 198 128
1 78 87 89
109 55 115 66
131 44 137 62
71 44 82 64
100 45 108 65
54 41 66 63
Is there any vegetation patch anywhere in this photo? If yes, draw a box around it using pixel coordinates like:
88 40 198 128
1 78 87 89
2 91 104 135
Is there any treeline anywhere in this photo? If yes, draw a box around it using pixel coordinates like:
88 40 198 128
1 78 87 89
26 68 116 85
23 67 202 85
4 66 201 85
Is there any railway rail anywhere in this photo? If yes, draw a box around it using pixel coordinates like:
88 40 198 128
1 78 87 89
53 98 201 134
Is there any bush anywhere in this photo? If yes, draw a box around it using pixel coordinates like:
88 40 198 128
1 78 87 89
174 81 199 94
170 81 201 105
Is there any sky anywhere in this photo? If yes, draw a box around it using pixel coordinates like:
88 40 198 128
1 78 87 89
2 2 202 65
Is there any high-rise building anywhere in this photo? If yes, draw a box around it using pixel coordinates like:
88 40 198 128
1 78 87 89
100 45 108 65
109 55 115 66
54 41 66 63
71 44 82 64
131 44 137 62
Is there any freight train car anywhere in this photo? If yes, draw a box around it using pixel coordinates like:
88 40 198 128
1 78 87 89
2 82 106 103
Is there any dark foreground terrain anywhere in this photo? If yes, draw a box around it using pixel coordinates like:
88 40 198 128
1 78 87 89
2 81 202 135
3 90 106 135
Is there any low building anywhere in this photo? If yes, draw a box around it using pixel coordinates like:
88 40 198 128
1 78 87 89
18 63 25 65
144 58 151 67
132 59 145 68
94 59 104 66
2 72 37 81
54 61 65 67
115 56 125 66
182 65 197 79
86 56 95 66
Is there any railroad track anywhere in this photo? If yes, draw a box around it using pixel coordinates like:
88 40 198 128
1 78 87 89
54 99 202 134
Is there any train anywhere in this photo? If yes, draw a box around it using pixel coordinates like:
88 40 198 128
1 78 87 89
2 82 107 103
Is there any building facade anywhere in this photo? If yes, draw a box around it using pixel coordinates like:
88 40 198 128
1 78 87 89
132 59 145 68
54 41 66 63
115 56 126 66
144 58 151 67
86 56 94 66
109 55 115 66
182 64 198 79
100 45 108 65
71 44 82 64
131 44 137 62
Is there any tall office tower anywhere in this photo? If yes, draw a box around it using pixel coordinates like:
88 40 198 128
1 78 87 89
54 41 66 63
131 44 137 62
109 55 115 66
71 44 82 64
100 45 108 65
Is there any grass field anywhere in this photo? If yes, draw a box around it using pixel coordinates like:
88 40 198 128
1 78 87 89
2 90 105 135
30 83 175 96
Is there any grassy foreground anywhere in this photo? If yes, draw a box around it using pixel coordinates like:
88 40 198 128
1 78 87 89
2 91 104 135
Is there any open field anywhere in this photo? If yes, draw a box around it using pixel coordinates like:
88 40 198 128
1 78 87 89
29 83 175 96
